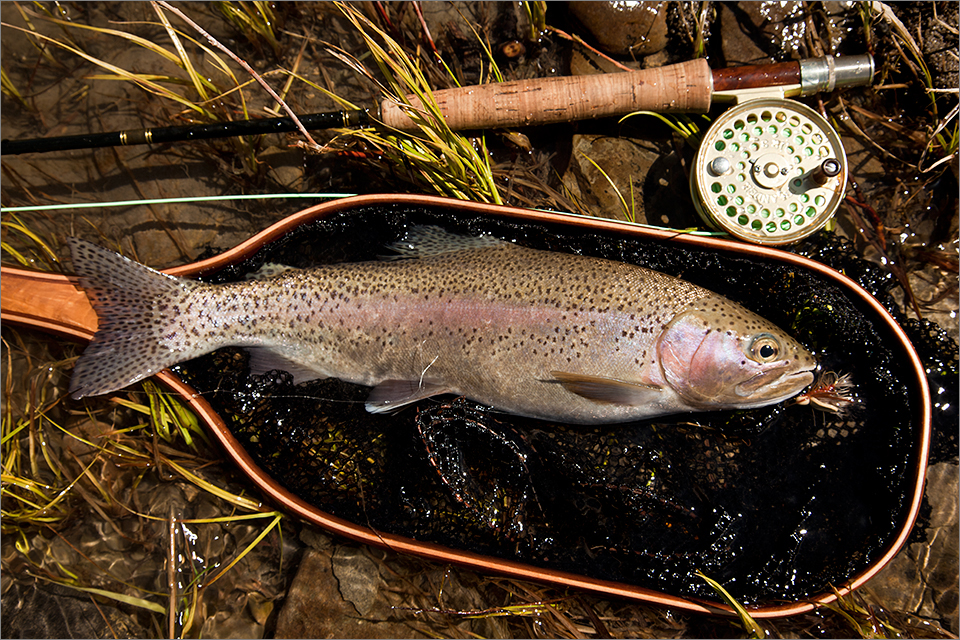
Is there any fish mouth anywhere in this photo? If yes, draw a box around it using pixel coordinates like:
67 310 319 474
735 366 816 404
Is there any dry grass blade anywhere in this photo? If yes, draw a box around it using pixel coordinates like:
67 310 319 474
324 2 502 204
161 456 263 512
155 0 319 150
39 9 253 122
867 0 953 127
620 111 708 148
821 588 906 639
522 1 548 41
1 214 60 270
0 20 217 120
919 101 959 173
448 3 504 84
835 96 915 168
13 2 73 67
23 10 187 68
277 68 362 112
3 3 267 174
2 344 74 532
152 3 211 103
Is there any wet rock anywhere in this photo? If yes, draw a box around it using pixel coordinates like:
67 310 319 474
568 1 668 57
274 547 422 638
199 594 266 639
333 546 386 617
298 523 333 550
728 1 808 60
0 579 140 639
569 47 642 76
260 145 306 190
896 2 960 91
863 462 959 633
716 2 770 65
717 1 860 63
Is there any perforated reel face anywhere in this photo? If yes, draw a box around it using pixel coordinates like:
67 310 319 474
690 98 847 245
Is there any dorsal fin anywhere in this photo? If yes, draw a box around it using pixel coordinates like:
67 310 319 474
244 263 297 280
385 225 506 259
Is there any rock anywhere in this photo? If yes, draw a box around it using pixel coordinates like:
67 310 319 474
0 579 140 639
199 602 265 639
260 145 306 190
332 546 385 618
298 523 333 550
568 1 668 57
716 2 771 65
717 2 861 64
862 462 959 633
561 133 697 228
895 2 960 91
274 547 422 639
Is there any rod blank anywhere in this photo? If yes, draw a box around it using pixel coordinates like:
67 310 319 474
1 111 369 156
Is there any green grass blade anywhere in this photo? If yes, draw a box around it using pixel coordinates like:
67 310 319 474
579 152 633 222
696 571 765 639
204 512 282 587
46 580 166 614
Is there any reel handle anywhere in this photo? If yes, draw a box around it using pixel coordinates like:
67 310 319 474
380 58 713 131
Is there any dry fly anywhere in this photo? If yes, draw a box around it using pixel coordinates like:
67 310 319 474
789 371 857 414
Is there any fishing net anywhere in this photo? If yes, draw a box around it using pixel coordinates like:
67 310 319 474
172 202 946 605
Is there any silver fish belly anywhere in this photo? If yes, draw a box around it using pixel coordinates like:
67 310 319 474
66 228 817 424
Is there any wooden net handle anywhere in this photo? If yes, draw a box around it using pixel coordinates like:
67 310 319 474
0 267 97 341
380 58 713 131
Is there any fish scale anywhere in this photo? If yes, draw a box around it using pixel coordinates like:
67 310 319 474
67 228 816 424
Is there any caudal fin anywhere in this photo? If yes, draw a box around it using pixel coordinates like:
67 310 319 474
67 238 198 399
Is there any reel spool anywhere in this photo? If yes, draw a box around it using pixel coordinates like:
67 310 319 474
691 98 847 246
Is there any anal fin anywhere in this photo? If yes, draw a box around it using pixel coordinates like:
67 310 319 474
246 347 327 384
549 371 661 406
365 379 451 414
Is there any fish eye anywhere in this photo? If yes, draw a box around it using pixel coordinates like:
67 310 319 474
750 334 781 363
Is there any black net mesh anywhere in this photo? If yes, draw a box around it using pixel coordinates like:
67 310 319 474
171 202 947 605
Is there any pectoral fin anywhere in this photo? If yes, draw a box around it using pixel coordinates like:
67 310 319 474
550 371 662 406
365 379 451 414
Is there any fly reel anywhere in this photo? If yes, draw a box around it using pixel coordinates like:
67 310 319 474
691 98 847 246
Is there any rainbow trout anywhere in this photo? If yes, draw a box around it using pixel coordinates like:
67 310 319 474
67 227 816 424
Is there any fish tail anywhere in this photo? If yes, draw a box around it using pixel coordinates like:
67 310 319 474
67 238 199 399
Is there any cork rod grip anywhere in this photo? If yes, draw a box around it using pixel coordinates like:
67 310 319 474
379 58 713 131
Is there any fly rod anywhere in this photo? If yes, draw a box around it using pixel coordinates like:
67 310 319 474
1 54 872 156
